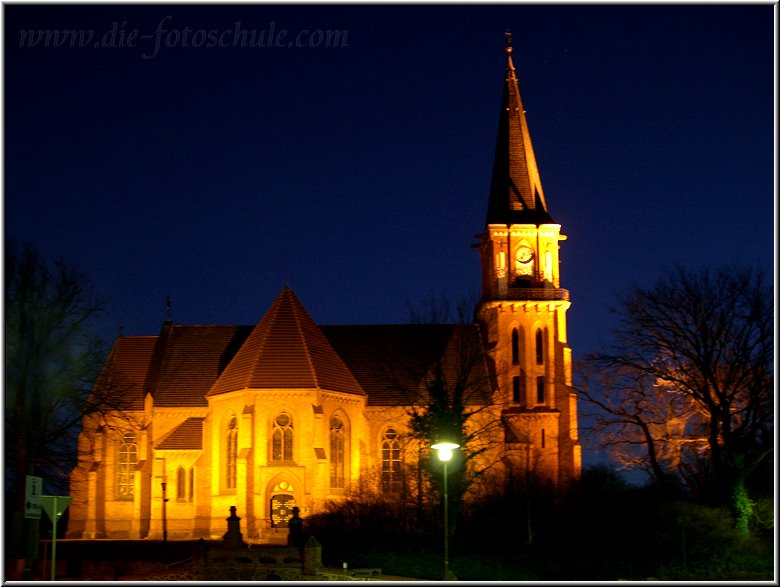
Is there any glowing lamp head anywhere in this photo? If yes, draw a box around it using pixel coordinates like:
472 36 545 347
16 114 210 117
431 442 460 462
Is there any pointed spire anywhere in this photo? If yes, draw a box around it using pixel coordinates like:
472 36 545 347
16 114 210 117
486 32 554 226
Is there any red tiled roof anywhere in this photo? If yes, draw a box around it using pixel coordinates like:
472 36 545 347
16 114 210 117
93 336 158 410
152 324 252 407
95 294 493 410
321 324 494 407
156 417 205 450
208 287 365 397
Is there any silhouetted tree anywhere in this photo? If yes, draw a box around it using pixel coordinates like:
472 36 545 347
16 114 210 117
577 265 773 534
4 240 122 575
404 292 505 536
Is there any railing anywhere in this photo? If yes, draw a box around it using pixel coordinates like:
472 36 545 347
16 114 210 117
494 287 570 301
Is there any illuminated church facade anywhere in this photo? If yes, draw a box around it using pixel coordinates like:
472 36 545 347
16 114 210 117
67 40 581 541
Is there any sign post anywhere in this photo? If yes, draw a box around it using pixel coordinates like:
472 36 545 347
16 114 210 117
40 495 71 581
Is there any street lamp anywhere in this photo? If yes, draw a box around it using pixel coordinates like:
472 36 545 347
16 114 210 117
161 482 169 543
431 441 459 580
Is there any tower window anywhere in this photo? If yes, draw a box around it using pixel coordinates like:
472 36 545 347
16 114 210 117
272 412 294 462
330 415 346 489
512 376 521 403
536 376 545 404
226 415 238 489
535 329 544 365
189 468 195 502
381 428 402 495
511 328 519 365
541 428 546 449
544 251 553 282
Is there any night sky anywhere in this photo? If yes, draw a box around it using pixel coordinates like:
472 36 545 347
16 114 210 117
4 6 774 390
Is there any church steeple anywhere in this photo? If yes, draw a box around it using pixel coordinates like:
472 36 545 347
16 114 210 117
486 32 554 226
476 35 580 488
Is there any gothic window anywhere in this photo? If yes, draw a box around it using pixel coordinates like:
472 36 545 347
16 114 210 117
226 415 238 489
117 431 137 500
536 376 545 404
535 329 544 365
511 328 519 365
330 415 346 489
189 468 195 502
381 428 402 494
177 467 186 500
272 412 294 462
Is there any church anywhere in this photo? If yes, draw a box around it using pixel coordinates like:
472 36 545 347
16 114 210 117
67 38 581 541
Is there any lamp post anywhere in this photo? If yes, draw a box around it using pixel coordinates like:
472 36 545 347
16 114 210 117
161 482 169 543
431 441 459 580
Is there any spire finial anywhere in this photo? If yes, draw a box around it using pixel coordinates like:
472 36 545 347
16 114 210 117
505 30 512 55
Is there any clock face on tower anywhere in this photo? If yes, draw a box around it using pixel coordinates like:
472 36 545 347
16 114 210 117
515 246 534 275
516 246 534 263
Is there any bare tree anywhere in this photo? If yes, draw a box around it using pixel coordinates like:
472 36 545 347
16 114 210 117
4 240 125 575
577 265 773 534
577 362 709 491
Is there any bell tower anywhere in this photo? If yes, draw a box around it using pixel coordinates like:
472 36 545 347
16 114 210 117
476 34 580 487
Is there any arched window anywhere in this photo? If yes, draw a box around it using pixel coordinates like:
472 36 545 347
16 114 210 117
189 468 195 502
536 376 545 404
118 431 137 499
511 328 519 365
330 415 346 489
177 467 186 500
381 428 402 494
535 329 544 365
226 415 238 489
272 412 294 462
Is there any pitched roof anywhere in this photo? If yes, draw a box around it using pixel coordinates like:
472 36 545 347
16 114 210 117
486 36 555 226
150 324 252 407
93 336 158 410
97 297 493 409
156 417 205 450
322 324 494 407
208 287 365 397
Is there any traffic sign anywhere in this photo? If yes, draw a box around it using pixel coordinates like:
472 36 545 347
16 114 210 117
40 495 71 522
24 475 42 519
39 495 71 581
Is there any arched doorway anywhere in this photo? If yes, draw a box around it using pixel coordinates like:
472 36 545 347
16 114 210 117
269 479 297 528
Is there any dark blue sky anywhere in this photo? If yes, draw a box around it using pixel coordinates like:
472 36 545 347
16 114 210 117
5 5 774 362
